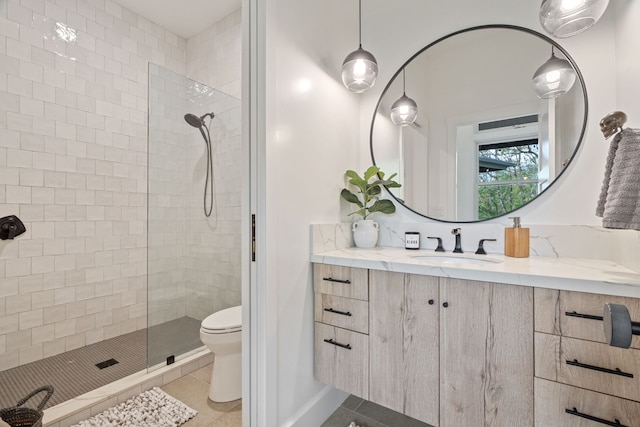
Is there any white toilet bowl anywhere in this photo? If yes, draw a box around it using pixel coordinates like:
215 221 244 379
200 305 242 402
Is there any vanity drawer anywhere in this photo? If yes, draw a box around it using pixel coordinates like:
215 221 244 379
314 293 368 334
313 264 368 301
534 288 640 349
536 333 640 401
535 378 640 427
314 322 369 399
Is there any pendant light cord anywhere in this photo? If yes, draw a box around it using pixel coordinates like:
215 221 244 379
358 0 362 48
402 69 406 95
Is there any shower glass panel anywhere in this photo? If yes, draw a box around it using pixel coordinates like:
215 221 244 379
147 63 241 370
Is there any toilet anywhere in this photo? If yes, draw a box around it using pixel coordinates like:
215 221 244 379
200 305 242 402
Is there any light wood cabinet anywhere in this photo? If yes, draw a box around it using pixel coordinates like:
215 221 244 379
313 263 640 426
314 322 369 398
313 264 368 301
313 264 370 400
535 287 640 349
534 287 640 425
535 378 640 427
439 278 534 427
367 272 534 427
315 293 369 334
369 271 439 426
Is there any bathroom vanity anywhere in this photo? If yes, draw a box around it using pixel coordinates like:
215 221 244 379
311 248 640 427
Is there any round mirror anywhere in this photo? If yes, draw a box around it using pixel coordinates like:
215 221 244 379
371 25 588 222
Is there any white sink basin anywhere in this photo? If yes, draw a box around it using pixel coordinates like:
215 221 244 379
410 254 502 265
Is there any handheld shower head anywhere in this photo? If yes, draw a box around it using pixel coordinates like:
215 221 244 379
183 111 217 218
184 113 204 128
184 112 215 129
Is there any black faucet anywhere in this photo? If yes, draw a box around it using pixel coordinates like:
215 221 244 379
427 236 445 252
475 238 496 255
452 228 463 253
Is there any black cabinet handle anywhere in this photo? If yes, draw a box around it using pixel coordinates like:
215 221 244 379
566 359 633 378
565 311 604 321
565 407 626 426
428 299 434 305
323 338 351 350
443 302 449 308
324 307 352 317
322 277 351 284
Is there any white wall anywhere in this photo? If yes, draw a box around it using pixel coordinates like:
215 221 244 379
256 0 361 424
257 0 639 425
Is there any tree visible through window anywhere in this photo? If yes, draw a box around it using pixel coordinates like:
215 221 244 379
477 140 539 220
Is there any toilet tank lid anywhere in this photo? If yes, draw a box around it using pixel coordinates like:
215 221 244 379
202 306 242 330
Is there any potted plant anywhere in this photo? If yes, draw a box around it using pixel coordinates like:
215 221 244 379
341 166 401 248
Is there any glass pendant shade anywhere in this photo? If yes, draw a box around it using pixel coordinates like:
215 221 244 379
539 0 610 38
390 94 418 126
342 47 378 93
532 52 576 98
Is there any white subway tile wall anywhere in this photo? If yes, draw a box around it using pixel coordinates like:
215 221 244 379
0 0 242 370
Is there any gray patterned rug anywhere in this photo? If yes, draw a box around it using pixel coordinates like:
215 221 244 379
71 387 197 427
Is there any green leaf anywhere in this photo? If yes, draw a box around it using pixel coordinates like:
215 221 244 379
344 170 360 180
367 185 381 197
380 180 402 189
368 199 396 215
340 189 363 208
363 165 380 182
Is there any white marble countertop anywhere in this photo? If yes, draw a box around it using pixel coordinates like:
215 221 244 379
311 247 640 298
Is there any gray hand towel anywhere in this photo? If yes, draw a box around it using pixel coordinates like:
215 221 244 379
596 128 640 230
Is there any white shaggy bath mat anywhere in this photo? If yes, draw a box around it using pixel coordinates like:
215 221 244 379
72 387 197 427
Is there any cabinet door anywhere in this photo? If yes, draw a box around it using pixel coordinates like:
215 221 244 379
369 271 439 426
315 322 369 399
440 278 534 427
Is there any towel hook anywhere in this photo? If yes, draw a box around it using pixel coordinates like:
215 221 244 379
600 111 627 140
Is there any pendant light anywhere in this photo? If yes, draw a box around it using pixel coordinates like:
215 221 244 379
390 69 418 126
532 47 576 98
341 0 378 93
539 0 610 38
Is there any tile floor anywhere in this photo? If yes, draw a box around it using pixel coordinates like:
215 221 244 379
161 363 241 427
320 395 432 427
0 317 202 410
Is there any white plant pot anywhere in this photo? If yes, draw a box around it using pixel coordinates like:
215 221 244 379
352 220 379 248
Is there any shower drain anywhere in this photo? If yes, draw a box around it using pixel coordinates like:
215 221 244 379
95 358 119 369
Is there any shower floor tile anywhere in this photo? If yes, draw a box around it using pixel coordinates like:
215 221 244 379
0 316 202 411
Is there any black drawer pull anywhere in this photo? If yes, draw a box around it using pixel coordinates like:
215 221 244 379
565 311 604 321
322 277 351 284
323 338 351 350
324 307 352 317
566 359 634 378
566 407 625 426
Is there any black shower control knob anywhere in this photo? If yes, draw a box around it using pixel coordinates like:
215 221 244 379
443 302 449 308
0 215 26 240
428 299 434 305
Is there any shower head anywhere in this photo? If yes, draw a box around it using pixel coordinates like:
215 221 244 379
184 112 215 129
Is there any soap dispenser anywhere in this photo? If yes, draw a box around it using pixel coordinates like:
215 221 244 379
504 217 529 258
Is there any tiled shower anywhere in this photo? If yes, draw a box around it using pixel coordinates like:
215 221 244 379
147 64 241 361
0 0 241 385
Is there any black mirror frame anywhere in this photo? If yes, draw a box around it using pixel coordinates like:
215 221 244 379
370 24 589 223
